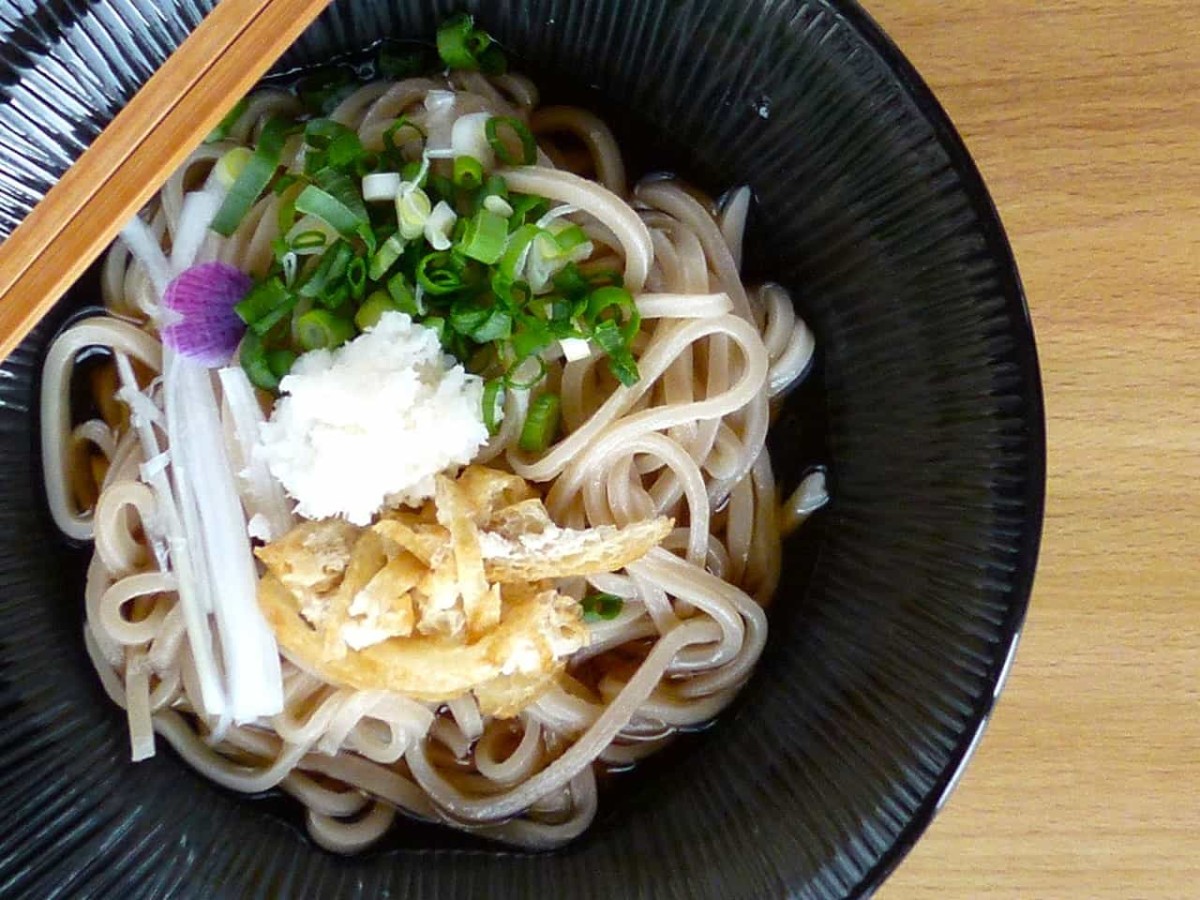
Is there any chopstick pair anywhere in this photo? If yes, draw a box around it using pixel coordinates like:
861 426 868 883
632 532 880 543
0 0 334 362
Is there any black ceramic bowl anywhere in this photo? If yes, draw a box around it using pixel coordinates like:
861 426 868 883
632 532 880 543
0 1 1044 897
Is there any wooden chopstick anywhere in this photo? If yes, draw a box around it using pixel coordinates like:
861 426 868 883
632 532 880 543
0 0 334 362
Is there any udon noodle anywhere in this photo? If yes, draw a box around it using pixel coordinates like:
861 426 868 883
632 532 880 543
41 67 822 851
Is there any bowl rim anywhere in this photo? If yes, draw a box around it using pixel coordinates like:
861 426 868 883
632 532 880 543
0 1 1048 893
834 2 1047 895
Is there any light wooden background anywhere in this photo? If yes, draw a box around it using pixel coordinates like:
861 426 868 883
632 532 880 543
859 1 1200 897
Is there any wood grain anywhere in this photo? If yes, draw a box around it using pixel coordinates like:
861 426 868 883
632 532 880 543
861 2 1200 897
0 0 333 362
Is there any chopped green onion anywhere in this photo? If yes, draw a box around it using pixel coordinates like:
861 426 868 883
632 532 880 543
511 318 553 359
458 209 508 265
416 251 464 295
369 234 406 281
453 154 484 189
591 318 626 355
607 350 640 387
304 118 364 175
213 146 253 188
486 116 537 166
211 116 292 237
298 240 354 304
481 379 505 434
519 392 561 453
504 355 548 390
239 331 279 391
267 349 298 380
383 117 426 157
497 224 543 282
206 98 249 143
386 272 423 314
234 277 290 327
553 223 589 253
395 185 433 240
346 256 367 298
400 158 429 187
587 285 640 341
290 230 328 253
508 193 549 227
581 592 624 621
451 299 512 343
552 263 590 298
297 309 356 351
275 180 305 235
437 13 480 69
354 291 399 330
294 172 374 251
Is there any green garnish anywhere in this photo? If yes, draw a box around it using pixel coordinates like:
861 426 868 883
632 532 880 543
458 209 508 264
211 116 291 236
297 309 356 351
239 331 280 391
486 116 537 166
436 13 507 73
519 392 561 453
482 379 505 435
453 155 484 190
217 15 643 404
581 593 624 622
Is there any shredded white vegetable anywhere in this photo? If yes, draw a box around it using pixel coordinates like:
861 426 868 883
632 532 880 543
165 351 283 723
115 352 226 718
218 366 296 542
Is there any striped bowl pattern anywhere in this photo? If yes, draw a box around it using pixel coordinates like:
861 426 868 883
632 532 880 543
0 1 1044 898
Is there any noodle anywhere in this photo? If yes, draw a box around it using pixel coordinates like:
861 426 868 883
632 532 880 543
39 63 824 853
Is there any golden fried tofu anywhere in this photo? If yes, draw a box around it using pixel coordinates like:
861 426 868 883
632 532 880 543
254 463 671 716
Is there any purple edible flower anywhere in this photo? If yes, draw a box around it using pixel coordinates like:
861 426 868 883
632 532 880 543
161 262 252 367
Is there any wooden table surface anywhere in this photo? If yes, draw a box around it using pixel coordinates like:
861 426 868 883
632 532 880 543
859 2 1200 897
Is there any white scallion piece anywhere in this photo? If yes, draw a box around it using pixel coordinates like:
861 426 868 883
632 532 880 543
559 337 593 362
424 200 458 251
450 111 494 167
483 194 514 217
218 365 296 542
170 189 225 276
120 216 172 299
115 353 226 720
362 172 402 203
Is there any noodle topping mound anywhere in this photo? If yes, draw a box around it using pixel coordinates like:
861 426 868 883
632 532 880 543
256 464 671 716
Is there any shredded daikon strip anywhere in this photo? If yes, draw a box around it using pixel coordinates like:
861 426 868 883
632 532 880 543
170 189 224 275
166 350 283 722
115 353 227 719
120 216 172 300
218 366 295 542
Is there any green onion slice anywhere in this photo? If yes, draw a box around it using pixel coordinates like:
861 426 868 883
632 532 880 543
354 291 398 331
297 309 356 351
482 379 505 434
416 251 464 295
239 331 279 391
519 392 561 453
453 154 484 190
211 115 292 237
294 172 374 252
486 116 537 166
581 592 624 621
437 13 479 69
458 209 508 265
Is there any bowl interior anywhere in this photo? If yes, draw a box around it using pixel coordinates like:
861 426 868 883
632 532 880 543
0 2 1043 898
